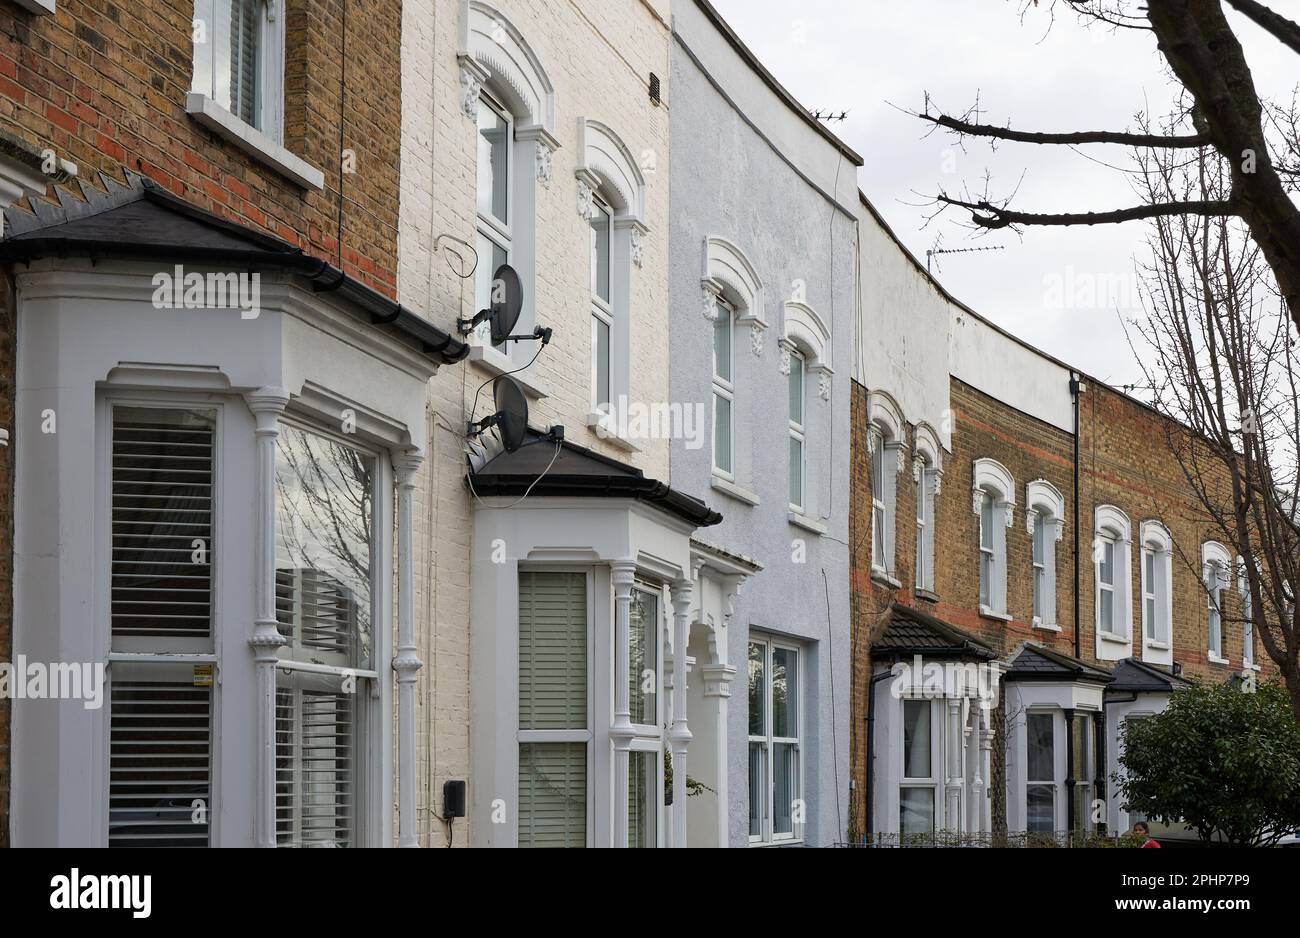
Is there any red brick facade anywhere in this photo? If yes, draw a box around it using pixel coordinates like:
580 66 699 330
0 0 404 849
849 374 1277 832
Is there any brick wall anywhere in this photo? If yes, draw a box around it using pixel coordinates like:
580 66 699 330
849 373 1278 833
0 0 400 295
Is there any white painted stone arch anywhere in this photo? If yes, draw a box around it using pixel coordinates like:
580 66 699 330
459 0 556 133
576 118 646 222
912 420 943 474
703 236 764 322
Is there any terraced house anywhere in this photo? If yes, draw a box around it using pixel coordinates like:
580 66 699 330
850 196 1278 845
0 0 1286 852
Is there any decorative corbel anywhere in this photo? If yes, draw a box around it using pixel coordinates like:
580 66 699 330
458 54 490 121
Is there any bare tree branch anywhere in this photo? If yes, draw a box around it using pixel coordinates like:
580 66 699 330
936 193 1236 229
1224 0 1300 56
919 110 1212 148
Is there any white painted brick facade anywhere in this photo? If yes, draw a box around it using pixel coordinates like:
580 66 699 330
399 0 671 846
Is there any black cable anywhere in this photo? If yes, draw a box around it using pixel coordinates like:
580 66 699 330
468 340 545 429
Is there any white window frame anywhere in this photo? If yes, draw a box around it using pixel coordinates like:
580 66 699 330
272 415 387 848
475 91 515 345
899 696 940 837
871 427 889 572
1096 533 1117 634
712 298 736 479
748 636 803 846
102 395 224 847
589 195 614 411
1093 505 1133 656
915 455 931 592
515 568 596 848
187 1 323 189
788 349 806 513
1025 480 1064 630
1025 709 1058 834
1203 542 1232 664
1238 558 1257 669
972 458 1014 618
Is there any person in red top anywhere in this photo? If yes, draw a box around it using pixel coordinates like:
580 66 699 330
1133 821 1161 848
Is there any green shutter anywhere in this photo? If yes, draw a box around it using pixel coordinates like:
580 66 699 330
518 572 588 846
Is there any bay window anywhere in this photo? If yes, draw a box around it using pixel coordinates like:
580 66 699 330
748 637 802 844
1069 713 1094 833
108 405 217 847
517 571 590 848
627 584 664 847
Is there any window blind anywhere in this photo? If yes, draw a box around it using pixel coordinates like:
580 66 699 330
518 572 588 847
229 0 261 127
109 676 212 847
276 679 356 847
111 407 215 641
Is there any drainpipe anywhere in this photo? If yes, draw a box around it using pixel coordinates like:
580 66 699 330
1070 374 1085 659
863 667 894 842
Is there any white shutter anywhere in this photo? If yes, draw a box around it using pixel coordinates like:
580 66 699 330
111 407 215 641
276 674 358 847
518 572 586 730
518 743 586 848
518 572 588 847
109 667 212 847
229 0 261 127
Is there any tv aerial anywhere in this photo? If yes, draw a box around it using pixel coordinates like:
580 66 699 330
457 264 553 347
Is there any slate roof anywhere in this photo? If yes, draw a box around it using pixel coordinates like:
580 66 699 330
871 603 999 661
1108 657 1191 693
0 171 468 366
1003 643 1113 684
469 428 723 528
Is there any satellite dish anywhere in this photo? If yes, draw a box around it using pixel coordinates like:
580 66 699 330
488 265 522 345
491 375 529 453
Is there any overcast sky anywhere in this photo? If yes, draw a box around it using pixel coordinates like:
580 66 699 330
710 0 1297 390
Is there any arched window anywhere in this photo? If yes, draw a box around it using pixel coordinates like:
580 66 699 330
783 302 833 524
703 238 764 488
972 458 1015 617
1139 521 1173 661
1026 480 1065 629
459 2 557 382
1094 505 1133 658
576 119 647 431
912 422 943 593
867 391 904 577
1202 541 1232 663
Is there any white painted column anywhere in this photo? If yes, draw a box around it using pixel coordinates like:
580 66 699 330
669 578 694 849
610 559 637 848
945 698 962 832
968 701 984 836
393 452 423 848
980 704 994 834
245 387 289 849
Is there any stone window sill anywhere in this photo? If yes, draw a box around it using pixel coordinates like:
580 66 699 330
788 511 827 536
186 93 324 190
711 474 759 506
1207 652 1230 667
587 411 640 452
1032 618 1061 633
915 587 940 604
978 605 1012 623
871 568 901 590
1100 631 1129 645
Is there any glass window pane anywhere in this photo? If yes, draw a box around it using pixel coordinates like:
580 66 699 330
275 426 374 671
477 103 509 224
748 742 766 837
1100 540 1114 585
628 589 657 725
903 699 931 779
1145 596 1157 639
713 308 731 382
788 354 804 422
714 394 732 475
592 315 610 408
1027 712 1054 782
747 642 765 736
980 494 993 549
518 572 587 731
589 204 610 302
519 742 586 848
788 436 803 508
871 432 884 491
772 647 797 738
627 750 657 848
474 235 509 344
1027 784 1055 833
1033 516 1045 564
900 788 934 836
773 742 797 836
229 0 261 128
275 671 358 847
1100 590 1113 632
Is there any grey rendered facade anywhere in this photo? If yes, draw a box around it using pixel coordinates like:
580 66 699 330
669 0 862 847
